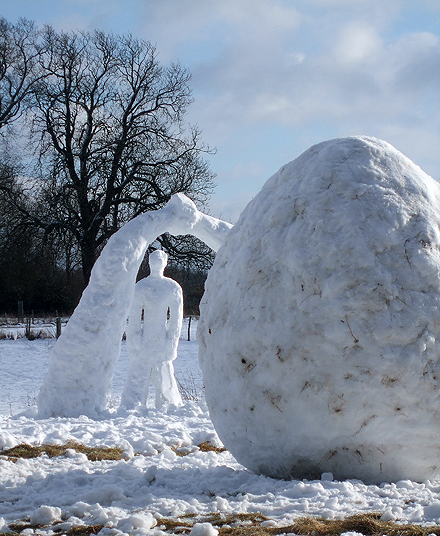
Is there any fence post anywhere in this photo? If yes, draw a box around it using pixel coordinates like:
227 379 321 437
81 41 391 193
56 317 62 339
25 317 31 339
187 316 192 342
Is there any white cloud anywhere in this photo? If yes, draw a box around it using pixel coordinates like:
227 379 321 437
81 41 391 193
186 15 439 138
333 22 382 63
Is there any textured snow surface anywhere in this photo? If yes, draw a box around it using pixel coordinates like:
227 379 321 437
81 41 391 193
5 338 440 532
199 136 440 484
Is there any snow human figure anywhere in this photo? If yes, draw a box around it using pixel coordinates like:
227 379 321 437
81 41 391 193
121 250 183 409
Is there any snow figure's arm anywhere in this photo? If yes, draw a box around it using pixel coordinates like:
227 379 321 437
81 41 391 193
165 195 233 252
37 193 232 418
166 284 184 360
126 287 144 352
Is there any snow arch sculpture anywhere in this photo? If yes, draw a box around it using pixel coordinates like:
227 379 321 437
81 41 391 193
37 194 232 418
199 136 440 484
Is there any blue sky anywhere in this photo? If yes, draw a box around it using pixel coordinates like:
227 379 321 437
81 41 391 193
2 0 439 221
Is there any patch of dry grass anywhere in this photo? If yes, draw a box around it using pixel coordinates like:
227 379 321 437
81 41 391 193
197 441 227 454
59 524 104 536
3 512 440 536
155 513 440 536
0 441 123 462
170 441 227 457
275 513 440 536
3 523 104 536
156 512 266 533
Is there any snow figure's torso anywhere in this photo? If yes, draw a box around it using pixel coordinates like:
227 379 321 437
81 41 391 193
127 276 183 354
198 136 440 484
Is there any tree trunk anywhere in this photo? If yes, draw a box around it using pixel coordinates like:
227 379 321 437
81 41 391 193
81 239 97 285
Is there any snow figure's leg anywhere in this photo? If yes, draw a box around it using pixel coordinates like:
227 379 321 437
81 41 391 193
120 358 152 409
37 193 232 418
150 362 164 409
150 352 182 409
159 360 183 407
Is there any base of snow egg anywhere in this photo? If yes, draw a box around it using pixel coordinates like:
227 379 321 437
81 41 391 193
198 136 440 484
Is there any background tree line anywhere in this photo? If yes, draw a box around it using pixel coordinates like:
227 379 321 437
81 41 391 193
0 17 216 316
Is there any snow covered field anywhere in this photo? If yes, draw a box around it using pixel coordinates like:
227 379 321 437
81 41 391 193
2 319 440 533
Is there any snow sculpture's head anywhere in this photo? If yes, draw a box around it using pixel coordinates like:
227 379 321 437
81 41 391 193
198 136 440 485
149 250 168 277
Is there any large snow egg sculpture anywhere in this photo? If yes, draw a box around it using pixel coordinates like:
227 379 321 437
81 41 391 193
198 136 440 484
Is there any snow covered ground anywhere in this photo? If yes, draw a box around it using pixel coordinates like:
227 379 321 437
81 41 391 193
2 319 440 533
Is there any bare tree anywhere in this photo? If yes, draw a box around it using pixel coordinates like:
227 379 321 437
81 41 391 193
0 17 46 277
0 17 43 129
0 154 67 313
31 28 216 284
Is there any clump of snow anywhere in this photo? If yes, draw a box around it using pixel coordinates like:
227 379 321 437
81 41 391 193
37 194 232 418
0 431 16 450
117 513 157 532
190 522 219 536
199 136 440 484
30 505 62 526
